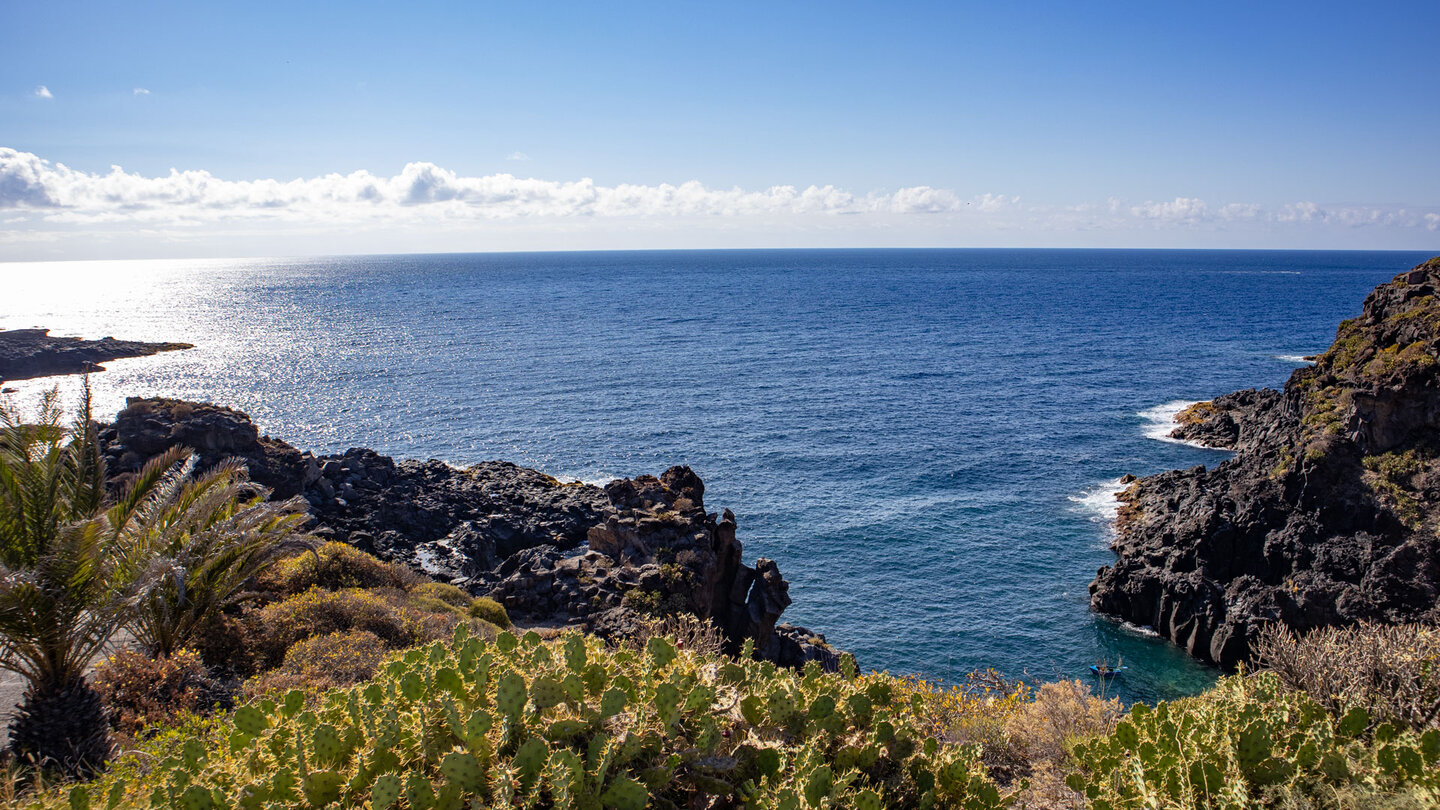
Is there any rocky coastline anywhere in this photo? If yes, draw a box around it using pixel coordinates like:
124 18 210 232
0 328 192 385
96 397 840 671
1091 257 1440 667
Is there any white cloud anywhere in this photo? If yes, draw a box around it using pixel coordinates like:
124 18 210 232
33 86 53 99
133 88 150 96
0 147 979 222
506 151 530 161
0 147 1436 257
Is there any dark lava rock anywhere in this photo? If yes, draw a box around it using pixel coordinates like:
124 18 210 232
0 328 191 383
1091 257 1440 667
94 397 841 670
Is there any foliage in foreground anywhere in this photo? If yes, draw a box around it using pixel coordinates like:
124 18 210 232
60 625 1013 810
0 390 314 775
1254 621 1440 732
1066 671 1440 809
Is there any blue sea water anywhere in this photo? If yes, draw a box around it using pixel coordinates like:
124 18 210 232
3 248 1434 703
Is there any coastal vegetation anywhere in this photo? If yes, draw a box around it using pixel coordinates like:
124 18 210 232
0 416 1433 809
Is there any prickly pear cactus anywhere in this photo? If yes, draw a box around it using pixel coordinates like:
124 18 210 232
600 775 649 810
439 751 486 793
1068 672 1440 808
63 626 1023 810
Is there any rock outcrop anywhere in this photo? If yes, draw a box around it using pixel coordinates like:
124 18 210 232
0 328 191 383
96 397 840 669
1091 257 1440 667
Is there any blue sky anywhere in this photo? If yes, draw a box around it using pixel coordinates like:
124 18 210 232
2 1 1438 258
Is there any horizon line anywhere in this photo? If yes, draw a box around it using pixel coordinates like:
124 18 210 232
3 244 1438 266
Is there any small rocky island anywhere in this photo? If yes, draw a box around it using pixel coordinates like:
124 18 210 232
97 397 838 670
1091 257 1440 666
0 328 192 384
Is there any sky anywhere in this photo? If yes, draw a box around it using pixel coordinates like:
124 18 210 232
2 0 1438 259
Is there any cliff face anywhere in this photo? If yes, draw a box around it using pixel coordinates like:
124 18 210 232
98 398 838 670
1091 257 1440 667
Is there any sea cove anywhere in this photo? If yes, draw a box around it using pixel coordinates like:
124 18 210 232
5 248 1432 703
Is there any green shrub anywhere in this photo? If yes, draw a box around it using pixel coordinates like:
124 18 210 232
91 649 230 739
411 595 466 616
1066 672 1440 808
245 586 458 670
468 596 511 628
63 628 1014 810
412 581 472 608
258 542 414 595
243 630 390 699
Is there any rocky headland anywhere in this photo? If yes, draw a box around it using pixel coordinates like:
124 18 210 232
1091 257 1440 667
0 328 192 384
97 397 839 670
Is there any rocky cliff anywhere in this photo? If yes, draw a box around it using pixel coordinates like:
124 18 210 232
97 398 838 670
1091 257 1440 667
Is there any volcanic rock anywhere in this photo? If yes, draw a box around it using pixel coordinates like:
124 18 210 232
0 328 191 383
94 397 839 669
1091 257 1440 666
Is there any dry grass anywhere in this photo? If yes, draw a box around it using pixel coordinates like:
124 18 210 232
871 670 1031 783
623 613 726 659
1254 621 1440 730
1005 679 1122 767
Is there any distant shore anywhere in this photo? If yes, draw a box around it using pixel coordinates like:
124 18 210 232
0 327 192 386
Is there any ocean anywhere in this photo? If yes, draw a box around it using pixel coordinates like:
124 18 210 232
3 248 1432 703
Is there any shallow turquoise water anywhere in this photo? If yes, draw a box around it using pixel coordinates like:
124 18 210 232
3 248 1432 702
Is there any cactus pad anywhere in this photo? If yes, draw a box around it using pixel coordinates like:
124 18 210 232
601 687 629 719
600 775 649 810
564 633 587 671
531 675 567 710
562 672 586 702
406 772 436 810
497 671 528 720
177 786 213 810
400 671 425 701
646 637 678 670
233 705 268 736
311 723 345 766
282 689 306 717
301 771 344 808
514 737 549 790
654 682 682 727
434 666 464 696
853 788 882 810
440 751 487 793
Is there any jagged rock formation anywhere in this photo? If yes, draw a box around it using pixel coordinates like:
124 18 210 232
97 397 839 669
0 328 191 383
1091 257 1440 667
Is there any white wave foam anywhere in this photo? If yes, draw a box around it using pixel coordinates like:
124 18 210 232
1137 400 1203 444
555 474 618 488
1117 619 1160 638
1274 354 1316 364
1068 477 1129 525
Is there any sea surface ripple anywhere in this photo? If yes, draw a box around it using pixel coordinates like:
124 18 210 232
3 248 1429 702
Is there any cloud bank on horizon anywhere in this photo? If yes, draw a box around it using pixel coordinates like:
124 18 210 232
1 147 1436 259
